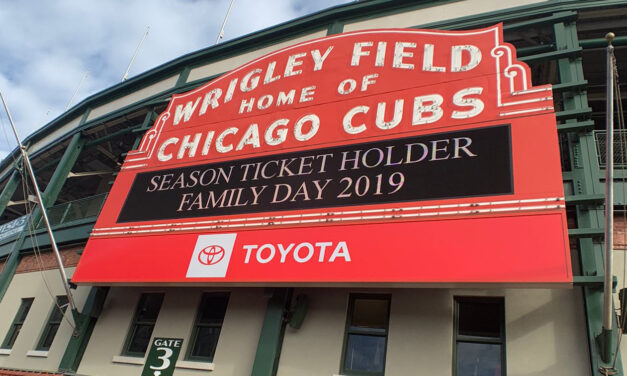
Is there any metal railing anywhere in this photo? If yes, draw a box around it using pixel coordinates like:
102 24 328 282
35 193 107 229
594 130 627 168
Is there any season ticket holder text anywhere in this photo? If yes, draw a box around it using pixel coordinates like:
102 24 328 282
118 125 512 223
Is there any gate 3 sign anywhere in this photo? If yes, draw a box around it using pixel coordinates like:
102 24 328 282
73 24 571 285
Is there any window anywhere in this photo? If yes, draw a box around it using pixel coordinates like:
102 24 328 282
454 297 505 376
2 298 34 349
187 293 229 362
123 293 164 356
36 296 69 351
341 294 390 375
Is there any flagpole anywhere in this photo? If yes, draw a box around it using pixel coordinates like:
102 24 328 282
599 31 616 365
215 0 235 44
0 89 78 314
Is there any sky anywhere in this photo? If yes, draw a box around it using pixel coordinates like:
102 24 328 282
0 0 352 158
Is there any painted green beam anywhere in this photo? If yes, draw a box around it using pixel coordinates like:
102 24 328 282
565 194 605 205
84 123 145 148
574 275 617 287
568 228 604 238
251 288 292 376
517 44 554 57
557 120 595 133
503 10 577 31
554 18 623 374
41 133 86 209
551 80 588 93
0 169 21 218
580 36 627 49
0 248 20 302
58 287 109 373
519 47 582 63
555 107 592 121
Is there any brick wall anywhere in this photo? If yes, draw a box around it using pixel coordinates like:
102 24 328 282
616 216 627 250
15 246 82 274
0 370 62 376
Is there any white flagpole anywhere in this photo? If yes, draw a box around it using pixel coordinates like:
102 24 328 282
216 0 235 44
122 26 150 81
0 89 78 314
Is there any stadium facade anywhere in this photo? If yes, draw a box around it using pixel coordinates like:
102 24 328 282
0 1 627 375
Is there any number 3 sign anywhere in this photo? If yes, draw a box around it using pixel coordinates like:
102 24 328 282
142 338 183 376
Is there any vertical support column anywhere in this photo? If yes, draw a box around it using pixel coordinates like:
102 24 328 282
0 169 21 218
131 110 157 150
0 245 20 302
251 288 292 376
554 19 622 373
58 287 109 373
0 167 24 302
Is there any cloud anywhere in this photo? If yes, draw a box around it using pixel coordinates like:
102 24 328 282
0 0 351 158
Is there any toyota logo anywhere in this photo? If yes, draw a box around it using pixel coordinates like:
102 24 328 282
198 245 225 265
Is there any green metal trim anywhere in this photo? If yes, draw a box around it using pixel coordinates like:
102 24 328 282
327 20 344 35
574 276 605 286
84 122 147 148
580 36 627 49
516 44 555 57
555 107 592 121
37 157 63 174
557 120 595 132
568 228 604 238
414 1 625 30
503 10 577 30
79 109 91 126
175 66 191 87
251 288 292 376
551 80 588 93
58 286 109 373
41 133 86 208
552 16 622 374
0 170 21 218
17 220 94 254
0 250 20 303
519 47 583 63
565 194 604 205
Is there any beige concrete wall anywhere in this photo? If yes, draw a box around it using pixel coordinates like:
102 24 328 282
29 116 82 155
276 287 589 376
0 281 591 375
187 30 327 82
343 0 549 31
0 267 90 371
77 287 266 376
277 289 348 376
87 75 178 121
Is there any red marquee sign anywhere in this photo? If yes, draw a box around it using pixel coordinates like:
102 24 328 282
73 25 571 285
